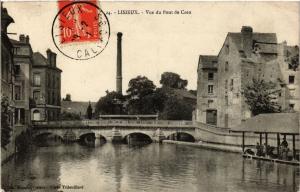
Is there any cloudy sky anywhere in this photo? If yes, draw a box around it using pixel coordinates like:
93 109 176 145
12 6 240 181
4 1 299 101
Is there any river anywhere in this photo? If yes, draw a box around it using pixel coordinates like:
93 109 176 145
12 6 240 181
2 141 299 192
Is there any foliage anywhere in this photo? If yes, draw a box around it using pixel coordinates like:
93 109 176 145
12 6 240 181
63 94 72 101
160 96 193 120
126 76 158 114
86 102 93 119
1 96 13 149
60 111 81 120
127 88 167 115
127 76 156 99
243 78 281 116
160 72 188 89
95 91 125 115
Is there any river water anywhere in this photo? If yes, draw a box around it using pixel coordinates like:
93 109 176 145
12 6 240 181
2 142 299 192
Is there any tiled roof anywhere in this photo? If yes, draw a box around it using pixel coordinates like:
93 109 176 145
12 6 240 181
254 43 278 54
198 55 218 69
9 38 19 44
61 101 96 115
173 89 197 100
231 113 299 134
228 32 277 51
33 52 48 66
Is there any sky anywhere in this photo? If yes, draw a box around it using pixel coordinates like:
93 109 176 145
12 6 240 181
4 1 299 102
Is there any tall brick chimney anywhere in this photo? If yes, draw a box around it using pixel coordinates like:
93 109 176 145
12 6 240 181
241 26 253 57
116 32 123 94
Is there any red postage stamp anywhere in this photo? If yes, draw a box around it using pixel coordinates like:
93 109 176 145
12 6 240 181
52 0 110 60
58 0 100 44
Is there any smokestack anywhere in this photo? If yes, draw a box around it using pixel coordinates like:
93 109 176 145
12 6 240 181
116 32 123 94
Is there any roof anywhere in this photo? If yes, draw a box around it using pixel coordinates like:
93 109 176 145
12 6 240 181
231 113 300 134
61 101 96 116
228 32 277 51
33 52 48 66
173 89 197 100
198 55 218 69
1 8 14 24
9 38 19 44
255 43 278 54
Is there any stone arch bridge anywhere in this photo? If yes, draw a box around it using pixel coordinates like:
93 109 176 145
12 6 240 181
32 119 197 142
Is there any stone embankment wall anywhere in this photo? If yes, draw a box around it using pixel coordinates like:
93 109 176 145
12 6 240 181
195 122 299 148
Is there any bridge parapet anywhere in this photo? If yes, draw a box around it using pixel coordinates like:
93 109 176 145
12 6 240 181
33 119 194 129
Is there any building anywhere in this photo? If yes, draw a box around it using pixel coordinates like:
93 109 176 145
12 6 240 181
196 26 299 128
31 49 62 121
61 100 96 119
10 34 33 128
1 5 18 161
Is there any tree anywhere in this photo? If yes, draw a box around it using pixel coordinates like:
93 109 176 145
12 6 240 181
127 76 156 99
126 76 157 114
243 78 281 116
160 72 188 89
95 91 125 115
63 94 71 101
86 101 93 119
1 96 13 149
160 96 193 120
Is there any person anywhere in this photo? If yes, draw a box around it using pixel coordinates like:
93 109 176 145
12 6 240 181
256 142 262 156
281 138 288 148
262 143 268 156
280 138 289 160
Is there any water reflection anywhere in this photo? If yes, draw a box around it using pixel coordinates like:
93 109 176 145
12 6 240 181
2 142 299 192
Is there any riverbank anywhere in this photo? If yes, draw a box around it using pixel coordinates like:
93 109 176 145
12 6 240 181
163 140 243 153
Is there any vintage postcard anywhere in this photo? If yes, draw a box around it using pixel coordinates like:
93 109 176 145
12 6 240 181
1 1 299 192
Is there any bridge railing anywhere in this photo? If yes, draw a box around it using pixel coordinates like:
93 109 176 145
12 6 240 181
33 119 194 128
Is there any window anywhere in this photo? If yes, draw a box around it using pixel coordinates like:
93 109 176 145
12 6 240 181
225 95 228 106
33 91 40 101
33 73 41 86
225 80 228 90
206 110 217 125
47 73 50 87
230 79 234 91
208 73 214 80
15 65 21 75
52 75 55 88
208 85 214 94
33 110 41 121
289 76 295 84
289 104 295 110
15 85 21 100
225 62 229 71
225 44 229 54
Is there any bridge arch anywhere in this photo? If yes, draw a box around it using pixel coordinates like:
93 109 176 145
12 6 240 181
166 132 195 142
123 132 152 144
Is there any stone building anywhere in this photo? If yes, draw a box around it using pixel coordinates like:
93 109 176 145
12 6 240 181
10 35 33 128
196 26 299 128
1 5 18 161
31 49 62 121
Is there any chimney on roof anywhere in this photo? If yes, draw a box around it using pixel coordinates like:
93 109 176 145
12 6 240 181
19 34 26 43
46 49 56 67
241 26 253 57
116 32 123 94
46 49 52 66
25 35 29 44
